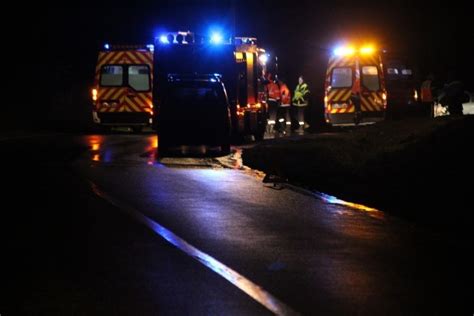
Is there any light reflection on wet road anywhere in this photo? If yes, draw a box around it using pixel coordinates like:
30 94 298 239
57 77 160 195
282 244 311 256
74 134 471 315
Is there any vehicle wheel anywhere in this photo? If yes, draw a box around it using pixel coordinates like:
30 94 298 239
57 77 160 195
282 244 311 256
99 125 112 134
254 129 265 141
220 144 231 155
132 126 143 133
157 135 170 158
157 144 169 158
255 112 267 141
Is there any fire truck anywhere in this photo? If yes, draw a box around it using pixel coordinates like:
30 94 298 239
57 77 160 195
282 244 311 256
153 31 269 141
324 44 387 125
91 44 154 132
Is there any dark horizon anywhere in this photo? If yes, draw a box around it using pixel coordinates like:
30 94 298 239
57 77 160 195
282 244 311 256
6 1 471 125
46 2 471 76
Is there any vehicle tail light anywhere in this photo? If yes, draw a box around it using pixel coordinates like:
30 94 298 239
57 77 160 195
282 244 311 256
92 88 98 101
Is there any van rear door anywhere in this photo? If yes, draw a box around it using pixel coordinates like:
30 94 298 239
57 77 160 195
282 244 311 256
360 64 385 114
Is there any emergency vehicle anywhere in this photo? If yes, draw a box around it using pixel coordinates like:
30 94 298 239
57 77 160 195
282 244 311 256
153 31 268 141
91 44 154 132
324 45 387 125
381 51 421 118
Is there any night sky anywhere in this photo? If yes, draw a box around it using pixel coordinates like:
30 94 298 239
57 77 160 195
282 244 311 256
7 1 472 125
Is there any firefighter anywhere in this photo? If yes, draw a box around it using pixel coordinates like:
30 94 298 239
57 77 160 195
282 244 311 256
291 75 310 130
265 72 281 131
421 74 435 117
276 78 291 132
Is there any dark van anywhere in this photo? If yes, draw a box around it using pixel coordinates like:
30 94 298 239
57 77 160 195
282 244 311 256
156 74 231 156
382 52 421 118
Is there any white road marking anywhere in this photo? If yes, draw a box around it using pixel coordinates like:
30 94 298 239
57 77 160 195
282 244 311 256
90 182 299 316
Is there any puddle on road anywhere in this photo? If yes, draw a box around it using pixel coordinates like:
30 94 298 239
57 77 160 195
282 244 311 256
158 147 245 170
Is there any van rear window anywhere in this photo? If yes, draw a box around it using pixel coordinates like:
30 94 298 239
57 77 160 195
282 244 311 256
331 68 352 88
362 66 380 91
129 65 150 91
100 65 123 86
172 87 220 103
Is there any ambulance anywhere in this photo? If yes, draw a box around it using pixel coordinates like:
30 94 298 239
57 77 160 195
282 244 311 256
91 44 154 132
324 44 387 125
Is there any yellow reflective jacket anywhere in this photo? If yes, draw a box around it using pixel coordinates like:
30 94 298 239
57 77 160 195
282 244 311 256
292 83 309 106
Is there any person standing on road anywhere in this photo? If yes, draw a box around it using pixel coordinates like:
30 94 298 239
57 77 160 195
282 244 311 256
421 74 435 117
276 78 291 133
265 72 281 132
291 75 310 130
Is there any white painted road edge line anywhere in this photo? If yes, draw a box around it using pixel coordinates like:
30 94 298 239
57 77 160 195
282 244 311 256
90 182 300 316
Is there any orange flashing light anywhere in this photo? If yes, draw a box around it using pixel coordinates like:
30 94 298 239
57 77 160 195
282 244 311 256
360 46 375 55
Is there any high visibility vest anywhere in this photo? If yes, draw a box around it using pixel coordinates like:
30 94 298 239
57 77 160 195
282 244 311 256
267 81 281 101
280 83 291 106
421 80 433 102
292 83 309 106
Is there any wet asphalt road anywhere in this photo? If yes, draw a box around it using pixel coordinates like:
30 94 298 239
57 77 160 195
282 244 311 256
2 132 472 315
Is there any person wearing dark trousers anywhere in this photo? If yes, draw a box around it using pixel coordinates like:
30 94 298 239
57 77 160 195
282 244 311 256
265 72 281 132
291 75 309 131
350 92 362 124
275 79 291 133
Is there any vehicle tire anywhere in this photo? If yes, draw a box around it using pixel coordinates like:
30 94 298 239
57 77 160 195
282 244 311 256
157 134 170 158
99 125 112 134
220 142 231 155
254 112 267 141
254 129 265 141
132 126 143 133
157 144 169 158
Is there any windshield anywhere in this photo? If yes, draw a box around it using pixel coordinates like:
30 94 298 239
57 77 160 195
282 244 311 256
331 67 352 88
361 66 380 91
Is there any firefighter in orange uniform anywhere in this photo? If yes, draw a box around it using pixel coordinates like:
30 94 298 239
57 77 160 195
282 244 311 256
276 78 291 132
420 74 435 117
265 72 281 131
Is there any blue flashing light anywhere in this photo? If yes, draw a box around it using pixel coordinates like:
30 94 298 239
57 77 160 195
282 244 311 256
104 43 110 50
159 35 169 44
333 47 343 56
210 33 223 44
147 44 154 52
333 45 355 56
